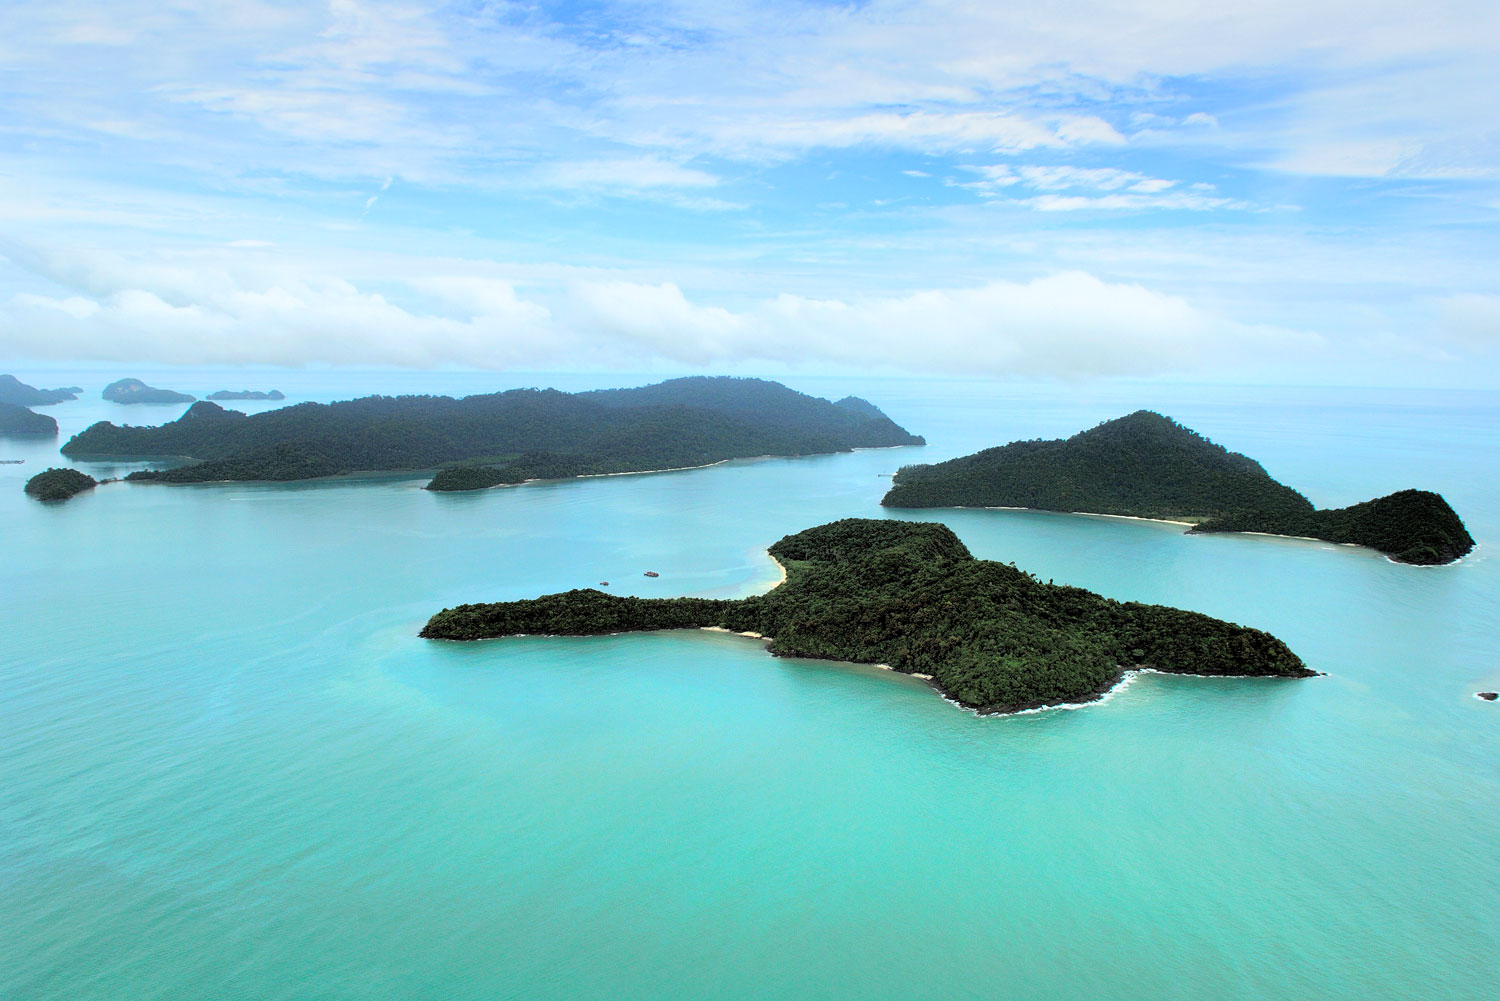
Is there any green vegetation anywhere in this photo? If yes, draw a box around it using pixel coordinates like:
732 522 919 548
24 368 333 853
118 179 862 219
883 411 1313 521
882 411 1475 565
427 464 520 491
422 518 1313 714
0 374 79 406
102 378 196 404
0 402 58 435
24 467 98 501
1194 489 1474 566
207 389 285 400
60 377 924 486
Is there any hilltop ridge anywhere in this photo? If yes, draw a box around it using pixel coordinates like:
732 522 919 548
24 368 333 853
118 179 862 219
62 376 924 487
882 411 1473 565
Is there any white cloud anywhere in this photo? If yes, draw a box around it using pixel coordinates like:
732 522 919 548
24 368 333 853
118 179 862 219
956 163 1241 210
542 158 720 190
1025 191 1244 212
0 246 1317 377
1438 292 1500 350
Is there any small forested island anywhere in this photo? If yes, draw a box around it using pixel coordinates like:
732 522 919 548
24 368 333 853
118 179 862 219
24 467 98 501
881 411 1474 565
102 378 196 405
0 374 80 406
207 389 285 400
60 376 924 487
0 402 58 435
421 518 1314 714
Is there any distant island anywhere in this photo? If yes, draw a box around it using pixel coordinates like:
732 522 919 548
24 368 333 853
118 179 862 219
0 374 81 406
102 378 196 405
207 389 285 400
60 377 925 487
421 518 1314 714
24 467 98 501
880 411 1474 565
0 402 58 435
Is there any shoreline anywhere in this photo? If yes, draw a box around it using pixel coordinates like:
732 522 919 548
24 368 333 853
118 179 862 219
941 503 1473 567
944 504 1199 528
78 442 924 491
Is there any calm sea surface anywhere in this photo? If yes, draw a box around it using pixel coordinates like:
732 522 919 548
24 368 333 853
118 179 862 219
3 370 1498 1000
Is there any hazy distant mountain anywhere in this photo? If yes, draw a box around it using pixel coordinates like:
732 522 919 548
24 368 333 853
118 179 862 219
0 374 80 407
62 376 924 488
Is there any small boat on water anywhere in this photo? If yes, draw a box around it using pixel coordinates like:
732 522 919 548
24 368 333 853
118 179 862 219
643 571 659 577
0 459 24 464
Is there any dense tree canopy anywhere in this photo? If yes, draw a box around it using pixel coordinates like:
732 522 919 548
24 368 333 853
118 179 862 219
883 411 1313 520
1193 489 1474 565
61 377 923 487
24 467 97 501
882 411 1474 565
422 518 1313 714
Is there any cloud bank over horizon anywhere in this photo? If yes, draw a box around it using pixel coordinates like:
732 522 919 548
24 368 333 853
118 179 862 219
1 0 1497 383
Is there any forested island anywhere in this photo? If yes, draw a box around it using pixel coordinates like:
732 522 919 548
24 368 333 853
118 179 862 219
0 402 58 435
881 411 1474 565
0 374 80 406
207 389 285 400
24 467 98 501
102 378 196 404
60 377 924 487
422 518 1314 714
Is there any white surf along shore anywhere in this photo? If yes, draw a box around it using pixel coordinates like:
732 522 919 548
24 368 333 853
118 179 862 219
968 504 1472 566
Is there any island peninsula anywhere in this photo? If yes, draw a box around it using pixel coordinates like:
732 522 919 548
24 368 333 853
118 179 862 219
421 518 1314 714
61 376 924 487
881 411 1474 566
0 402 58 435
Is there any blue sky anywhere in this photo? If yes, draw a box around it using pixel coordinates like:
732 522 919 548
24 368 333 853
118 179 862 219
1 0 1498 384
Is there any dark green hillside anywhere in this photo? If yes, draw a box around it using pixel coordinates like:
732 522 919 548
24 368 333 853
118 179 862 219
0 402 58 435
0 375 79 406
1193 489 1474 565
62 377 922 487
833 396 888 420
25 467 97 501
883 410 1312 521
422 518 1313 715
427 465 518 492
883 411 1474 565
579 376 924 449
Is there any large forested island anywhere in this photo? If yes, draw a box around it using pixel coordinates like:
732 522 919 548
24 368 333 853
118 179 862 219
422 518 1313 714
881 411 1474 565
61 377 923 487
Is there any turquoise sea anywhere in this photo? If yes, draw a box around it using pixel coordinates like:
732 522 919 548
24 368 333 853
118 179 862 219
3 370 1498 1000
